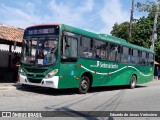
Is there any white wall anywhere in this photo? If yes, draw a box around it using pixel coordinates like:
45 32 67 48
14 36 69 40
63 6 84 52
0 44 21 67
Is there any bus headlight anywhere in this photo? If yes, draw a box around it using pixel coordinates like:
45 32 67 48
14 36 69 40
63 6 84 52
19 68 26 76
45 69 58 78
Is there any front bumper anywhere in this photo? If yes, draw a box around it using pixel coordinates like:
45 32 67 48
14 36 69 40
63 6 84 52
19 74 59 89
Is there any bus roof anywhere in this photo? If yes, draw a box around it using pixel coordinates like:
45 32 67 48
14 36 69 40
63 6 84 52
26 24 61 29
61 24 154 54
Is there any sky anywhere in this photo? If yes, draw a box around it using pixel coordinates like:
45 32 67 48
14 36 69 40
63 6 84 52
0 0 150 34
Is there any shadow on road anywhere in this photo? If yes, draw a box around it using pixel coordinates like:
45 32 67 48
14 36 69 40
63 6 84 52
15 85 77 96
14 84 147 96
88 85 146 93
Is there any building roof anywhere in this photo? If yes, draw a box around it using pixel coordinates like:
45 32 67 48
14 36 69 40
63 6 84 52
0 24 24 43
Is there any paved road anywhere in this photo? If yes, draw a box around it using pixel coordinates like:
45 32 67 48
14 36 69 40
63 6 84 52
0 80 160 120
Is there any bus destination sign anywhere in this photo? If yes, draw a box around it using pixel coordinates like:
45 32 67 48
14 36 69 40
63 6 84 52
28 28 55 35
25 26 59 36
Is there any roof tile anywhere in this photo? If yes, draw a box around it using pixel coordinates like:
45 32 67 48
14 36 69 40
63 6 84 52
0 24 24 43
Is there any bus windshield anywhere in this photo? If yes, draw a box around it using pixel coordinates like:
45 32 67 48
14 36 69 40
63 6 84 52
21 35 58 66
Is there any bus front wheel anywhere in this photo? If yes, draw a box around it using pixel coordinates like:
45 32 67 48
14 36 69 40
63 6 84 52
78 76 90 94
130 75 137 89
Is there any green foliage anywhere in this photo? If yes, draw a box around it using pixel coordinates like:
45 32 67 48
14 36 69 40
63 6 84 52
111 14 154 46
136 0 156 12
111 22 130 41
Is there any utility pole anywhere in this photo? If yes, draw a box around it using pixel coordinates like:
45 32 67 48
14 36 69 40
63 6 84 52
150 3 159 51
129 0 134 41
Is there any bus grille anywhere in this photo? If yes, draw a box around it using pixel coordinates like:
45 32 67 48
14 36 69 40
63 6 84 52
24 68 47 73
28 78 42 83
23 66 48 83
27 74 45 78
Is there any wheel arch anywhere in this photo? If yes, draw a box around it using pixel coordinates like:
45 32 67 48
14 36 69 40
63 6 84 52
129 73 137 84
81 72 93 87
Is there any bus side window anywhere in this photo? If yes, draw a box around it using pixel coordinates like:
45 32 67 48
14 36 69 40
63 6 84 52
61 36 78 62
61 36 66 57
140 51 146 65
80 37 93 58
149 53 154 66
109 43 117 61
131 49 138 64
138 50 141 64
146 53 149 65
116 45 121 62
128 48 132 63
94 40 106 60
121 46 129 63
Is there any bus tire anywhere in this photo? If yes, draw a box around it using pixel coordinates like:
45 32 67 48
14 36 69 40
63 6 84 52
78 76 90 94
130 75 137 89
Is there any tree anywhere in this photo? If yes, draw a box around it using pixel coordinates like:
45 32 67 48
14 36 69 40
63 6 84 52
111 22 130 41
111 15 153 48
136 0 160 60
111 0 160 61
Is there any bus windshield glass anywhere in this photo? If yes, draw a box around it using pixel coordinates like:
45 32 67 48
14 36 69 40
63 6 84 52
21 26 59 66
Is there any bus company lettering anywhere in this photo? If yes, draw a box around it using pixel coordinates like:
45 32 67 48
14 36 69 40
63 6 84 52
90 61 118 69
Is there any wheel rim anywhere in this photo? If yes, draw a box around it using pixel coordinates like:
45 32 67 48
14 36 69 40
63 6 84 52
81 79 88 90
131 76 136 87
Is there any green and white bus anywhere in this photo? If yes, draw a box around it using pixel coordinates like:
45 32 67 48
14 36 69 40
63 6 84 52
19 24 154 94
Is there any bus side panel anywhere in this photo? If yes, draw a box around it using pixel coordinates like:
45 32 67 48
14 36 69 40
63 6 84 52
77 60 132 87
136 65 154 84
91 63 133 86
57 59 154 89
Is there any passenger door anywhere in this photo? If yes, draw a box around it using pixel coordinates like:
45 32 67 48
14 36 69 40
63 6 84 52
59 32 79 88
